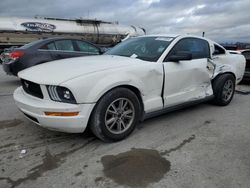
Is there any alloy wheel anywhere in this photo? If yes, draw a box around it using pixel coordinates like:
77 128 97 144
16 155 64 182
222 80 234 102
105 98 135 134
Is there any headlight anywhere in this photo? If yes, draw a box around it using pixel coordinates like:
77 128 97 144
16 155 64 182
47 86 77 104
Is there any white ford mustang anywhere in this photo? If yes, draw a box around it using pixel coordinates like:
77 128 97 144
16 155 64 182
14 34 246 142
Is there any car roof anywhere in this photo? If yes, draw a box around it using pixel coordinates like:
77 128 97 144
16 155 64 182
139 34 180 38
38 37 89 42
137 34 213 41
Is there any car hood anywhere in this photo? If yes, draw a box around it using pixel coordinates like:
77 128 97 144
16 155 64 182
18 55 143 85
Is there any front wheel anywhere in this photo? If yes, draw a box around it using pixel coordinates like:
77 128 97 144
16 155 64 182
212 74 235 106
90 88 140 142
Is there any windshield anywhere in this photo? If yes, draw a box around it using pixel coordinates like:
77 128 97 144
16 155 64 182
105 36 174 61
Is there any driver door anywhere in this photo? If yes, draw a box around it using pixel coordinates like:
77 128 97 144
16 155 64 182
163 38 214 107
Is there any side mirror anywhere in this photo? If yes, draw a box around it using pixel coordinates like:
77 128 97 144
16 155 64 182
166 52 192 62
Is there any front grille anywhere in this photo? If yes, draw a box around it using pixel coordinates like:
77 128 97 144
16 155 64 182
21 79 43 99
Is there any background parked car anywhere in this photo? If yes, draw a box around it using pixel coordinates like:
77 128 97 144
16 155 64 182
2 38 103 76
240 49 250 81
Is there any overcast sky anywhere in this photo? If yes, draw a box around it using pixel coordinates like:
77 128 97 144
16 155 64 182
0 0 250 42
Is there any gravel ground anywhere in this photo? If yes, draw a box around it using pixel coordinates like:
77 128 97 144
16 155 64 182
0 65 250 188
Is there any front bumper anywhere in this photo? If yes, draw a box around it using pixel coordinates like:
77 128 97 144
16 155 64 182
14 87 95 133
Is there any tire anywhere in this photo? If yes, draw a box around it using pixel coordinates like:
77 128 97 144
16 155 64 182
89 88 141 142
212 74 235 106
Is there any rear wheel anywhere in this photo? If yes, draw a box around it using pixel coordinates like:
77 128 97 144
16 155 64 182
212 74 235 106
90 88 140 142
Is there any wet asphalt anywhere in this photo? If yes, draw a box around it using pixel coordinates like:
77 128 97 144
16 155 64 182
0 65 250 188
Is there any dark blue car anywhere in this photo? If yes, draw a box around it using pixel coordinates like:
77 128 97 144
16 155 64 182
2 37 102 76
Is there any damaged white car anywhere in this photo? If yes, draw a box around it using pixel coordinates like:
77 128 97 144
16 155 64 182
14 35 246 141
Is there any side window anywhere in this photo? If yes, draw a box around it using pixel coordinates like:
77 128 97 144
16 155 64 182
75 41 100 54
47 42 56 50
54 40 74 51
40 42 56 50
167 38 210 60
213 44 226 55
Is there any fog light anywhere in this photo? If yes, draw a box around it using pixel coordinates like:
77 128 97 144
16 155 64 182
45 112 79 116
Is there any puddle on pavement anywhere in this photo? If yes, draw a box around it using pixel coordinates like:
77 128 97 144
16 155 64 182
0 119 23 130
101 148 171 187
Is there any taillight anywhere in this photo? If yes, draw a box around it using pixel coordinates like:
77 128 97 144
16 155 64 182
9 51 24 60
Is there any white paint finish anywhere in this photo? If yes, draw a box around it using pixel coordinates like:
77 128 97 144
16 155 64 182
18 55 143 85
14 34 246 133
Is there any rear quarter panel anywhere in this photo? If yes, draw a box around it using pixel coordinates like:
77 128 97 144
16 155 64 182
213 53 246 83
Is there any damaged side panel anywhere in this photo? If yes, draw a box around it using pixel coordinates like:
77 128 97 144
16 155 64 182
163 59 213 107
209 41 245 83
211 53 245 83
129 63 164 113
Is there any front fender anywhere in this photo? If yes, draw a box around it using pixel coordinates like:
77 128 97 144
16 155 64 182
86 72 146 103
61 63 164 113
62 70 146 103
